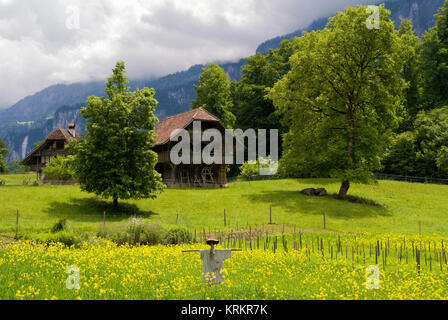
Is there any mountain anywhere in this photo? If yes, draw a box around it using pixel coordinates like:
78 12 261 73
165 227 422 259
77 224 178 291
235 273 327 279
0 59 245 162
0 0 444 162
0 104 86 161
256 17 328 55
256 0 444 55
0 82 105 124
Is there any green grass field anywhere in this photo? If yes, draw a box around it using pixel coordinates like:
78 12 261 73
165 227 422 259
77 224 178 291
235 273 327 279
1 174 448 300
1 173 448 236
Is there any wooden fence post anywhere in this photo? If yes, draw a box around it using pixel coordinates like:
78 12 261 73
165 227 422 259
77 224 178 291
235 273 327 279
15 209 19 240
269 206 272 224
323 213 326 229
103 211 106 228
224 209 226 227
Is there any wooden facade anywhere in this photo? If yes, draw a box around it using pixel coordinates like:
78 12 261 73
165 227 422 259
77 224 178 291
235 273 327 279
153 108 228 188
21 124 80 173
21 109 230 188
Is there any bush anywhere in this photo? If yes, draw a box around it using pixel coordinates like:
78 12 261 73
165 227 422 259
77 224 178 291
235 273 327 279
51 231 80 246
42 155 75 180
22 178 33 185
7 160 30 173
51 219 67 233
96 227 109 239
239 160 259 179
163 226 193 245
126 217 146 244
125 218 167 245
143 222 165 245
239 157 278 179
0 178 5 186
102 218 193 245
25 231 80 247
109 232 127 245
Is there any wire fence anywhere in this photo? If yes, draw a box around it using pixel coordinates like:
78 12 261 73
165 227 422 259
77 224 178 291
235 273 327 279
2 172 448 186
228 173 448 185
374 173 448 185
0 175 77 186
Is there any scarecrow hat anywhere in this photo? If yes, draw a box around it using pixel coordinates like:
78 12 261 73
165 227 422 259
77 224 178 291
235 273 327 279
206 235 219 246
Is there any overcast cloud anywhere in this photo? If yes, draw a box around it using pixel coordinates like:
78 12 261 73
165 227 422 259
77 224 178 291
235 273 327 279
0 0 373 108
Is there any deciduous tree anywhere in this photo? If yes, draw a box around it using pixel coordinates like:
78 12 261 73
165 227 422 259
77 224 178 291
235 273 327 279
420 0 448 108
71 61 164 208
0 138 8 173
269 5 409 199
191 63 236 128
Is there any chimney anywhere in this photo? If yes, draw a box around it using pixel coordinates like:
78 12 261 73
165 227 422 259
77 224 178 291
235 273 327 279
68 123 76 137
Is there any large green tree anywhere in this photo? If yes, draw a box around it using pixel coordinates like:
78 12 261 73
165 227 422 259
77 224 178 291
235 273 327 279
413 107 448 177
191 63 236 128
397 19 424 132
0 138 7 173
383 106 448 178
269 5 409 199
420 0 448 108
71 61 164 208
232 41 296 130
231 40 297 156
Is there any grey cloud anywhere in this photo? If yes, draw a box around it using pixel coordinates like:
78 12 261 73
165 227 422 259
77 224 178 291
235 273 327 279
0 0 374 109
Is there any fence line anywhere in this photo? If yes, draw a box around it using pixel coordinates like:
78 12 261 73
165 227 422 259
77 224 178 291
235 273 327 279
227 173 448 185
374 173 448 185
2 172 448 186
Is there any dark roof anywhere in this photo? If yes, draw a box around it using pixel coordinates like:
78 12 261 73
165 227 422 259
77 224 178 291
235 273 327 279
21 128 80 164
46 128 80 141
154 107 223 145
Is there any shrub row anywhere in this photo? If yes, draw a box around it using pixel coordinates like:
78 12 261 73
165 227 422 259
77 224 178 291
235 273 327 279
100 217 193 245
20 217 193 247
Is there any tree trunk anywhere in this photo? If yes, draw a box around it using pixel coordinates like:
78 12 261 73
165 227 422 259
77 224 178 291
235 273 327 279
113 197 118 209
340 109 355 201
338 180 350 200
347 111 354 159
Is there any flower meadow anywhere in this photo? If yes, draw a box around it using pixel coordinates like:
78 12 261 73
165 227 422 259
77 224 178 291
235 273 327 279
1 232 448 300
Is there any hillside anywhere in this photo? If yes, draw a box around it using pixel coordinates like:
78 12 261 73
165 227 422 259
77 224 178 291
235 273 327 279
0 60 245 162
256 0 444 54
0 0 444 162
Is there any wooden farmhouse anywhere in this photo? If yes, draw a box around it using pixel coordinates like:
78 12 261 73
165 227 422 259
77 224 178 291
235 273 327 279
21 124 80 172
154 107 228 188
22 108 229 188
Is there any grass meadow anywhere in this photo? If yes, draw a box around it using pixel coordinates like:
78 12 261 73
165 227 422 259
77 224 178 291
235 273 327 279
1 173 448 300
0 174 447 236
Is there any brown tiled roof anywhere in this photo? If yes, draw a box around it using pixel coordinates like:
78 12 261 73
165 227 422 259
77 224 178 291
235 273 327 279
47 128 74 141
155 107 223 145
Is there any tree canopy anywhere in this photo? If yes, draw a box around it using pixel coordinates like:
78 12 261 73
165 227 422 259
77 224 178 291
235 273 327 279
42 155 75 180
71 61 165 208
383 106 448 178
397 19 424 132
420 0 448 108
0 138 7 173
230 40 297 158
269 5 410 199
191 63 236 128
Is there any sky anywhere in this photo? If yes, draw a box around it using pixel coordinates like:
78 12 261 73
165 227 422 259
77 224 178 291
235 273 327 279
0 0 373 109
